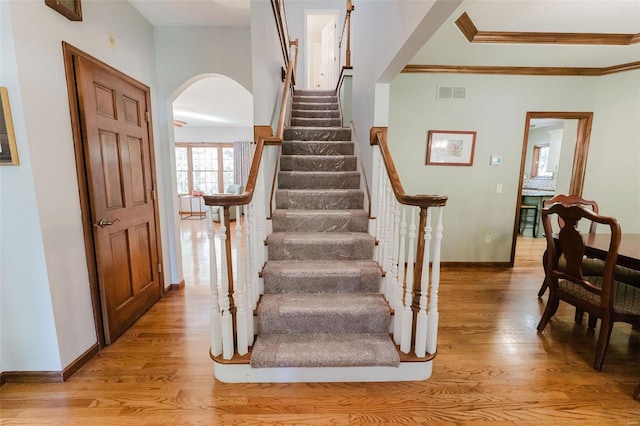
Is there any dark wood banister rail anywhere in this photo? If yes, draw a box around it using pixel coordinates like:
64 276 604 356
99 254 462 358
338 0 354 68
369 127 448 207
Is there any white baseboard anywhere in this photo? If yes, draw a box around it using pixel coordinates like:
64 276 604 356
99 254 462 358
212 361 433 383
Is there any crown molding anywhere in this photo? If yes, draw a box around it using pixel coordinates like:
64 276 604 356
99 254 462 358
455 12 640 46
402 61 640 76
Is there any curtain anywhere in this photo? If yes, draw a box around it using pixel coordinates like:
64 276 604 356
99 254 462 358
233 141 252 187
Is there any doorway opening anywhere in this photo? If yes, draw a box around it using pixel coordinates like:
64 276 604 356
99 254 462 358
169 74 253 287
306 11 338 90
510 111 594 266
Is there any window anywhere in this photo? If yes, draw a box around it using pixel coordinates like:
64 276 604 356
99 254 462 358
531 144 553 178
175 143 234 195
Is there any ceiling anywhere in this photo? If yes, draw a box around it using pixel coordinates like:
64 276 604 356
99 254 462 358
128 0 640 127
128 0 250 27
410 0 640 68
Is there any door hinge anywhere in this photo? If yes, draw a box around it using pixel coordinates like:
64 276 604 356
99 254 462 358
158 263 162 273
145 111 151 122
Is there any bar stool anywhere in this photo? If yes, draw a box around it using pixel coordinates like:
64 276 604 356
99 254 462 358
519 204 538 236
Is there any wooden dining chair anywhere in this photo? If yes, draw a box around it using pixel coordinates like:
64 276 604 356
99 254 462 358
537 202 640 371
538 194 599 298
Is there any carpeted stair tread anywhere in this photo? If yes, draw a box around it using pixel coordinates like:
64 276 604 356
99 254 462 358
278 171 360 189
257 293 391 334
284 128 350 141
280 155 357 171
282 140 354 156
263 260 381 294
294 89 335 96
291 102 339 111
291 117 342 127
250 333 400 368
272 209 368 232
293 95 337 103
292 109 340 119
267 232 374 260
275 189 363 210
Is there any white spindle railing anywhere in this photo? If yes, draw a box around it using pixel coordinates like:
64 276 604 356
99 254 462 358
205 146 272 360
370 127 447 359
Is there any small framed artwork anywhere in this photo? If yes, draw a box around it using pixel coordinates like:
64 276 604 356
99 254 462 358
426 130 476 166
0 87 20 166
45 0 82 21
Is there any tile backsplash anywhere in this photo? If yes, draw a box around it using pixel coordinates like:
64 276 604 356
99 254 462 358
523 174 556 190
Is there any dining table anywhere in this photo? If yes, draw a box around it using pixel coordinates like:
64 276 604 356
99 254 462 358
582 233 640 271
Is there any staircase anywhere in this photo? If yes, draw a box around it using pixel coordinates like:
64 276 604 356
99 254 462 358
251 90 400 374
212 91 437 382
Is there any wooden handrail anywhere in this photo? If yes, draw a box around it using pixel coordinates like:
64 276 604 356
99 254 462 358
338 0 354 68
370 127 448 208
204 39 299 209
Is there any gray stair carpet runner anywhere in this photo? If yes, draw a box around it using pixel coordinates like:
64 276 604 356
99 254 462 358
251 90 400 369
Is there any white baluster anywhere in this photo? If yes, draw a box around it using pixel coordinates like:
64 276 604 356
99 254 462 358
376 174 386 267
208 207 223 357
235 205 248 355
382 177 393 300
256 165 267 295
385 195 396 303
427 206 443 355
218 209 234 360
248 201 260 307
414 207 432 358
374 155 384 262
400 207 416 353
243 204 254 345
392 205 407 344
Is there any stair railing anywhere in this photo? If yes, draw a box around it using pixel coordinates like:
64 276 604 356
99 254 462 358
204 39 299 361
338 0 354 70
370 127 448 359
336 0 354 123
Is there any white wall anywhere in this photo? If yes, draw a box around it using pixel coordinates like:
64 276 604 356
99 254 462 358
250 0 287 213
350 0 461 182
587 70 640 232
389 71 640 262
285 0 345 92
154 26 252 287
1 0 61 372
3 0 162 371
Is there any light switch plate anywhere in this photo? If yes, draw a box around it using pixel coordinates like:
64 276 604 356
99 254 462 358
490 155 502 166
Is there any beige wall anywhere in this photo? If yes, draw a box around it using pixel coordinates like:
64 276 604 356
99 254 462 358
389 70 640 262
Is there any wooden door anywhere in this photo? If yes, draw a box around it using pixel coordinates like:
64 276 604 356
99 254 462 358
74 55 162 343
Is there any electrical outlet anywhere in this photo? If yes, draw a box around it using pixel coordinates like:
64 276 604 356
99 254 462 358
485 234 492 244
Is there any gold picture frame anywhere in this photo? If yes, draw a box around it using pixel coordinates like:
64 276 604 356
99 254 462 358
0 87 20 166
426 130 476 166
45 0 82 21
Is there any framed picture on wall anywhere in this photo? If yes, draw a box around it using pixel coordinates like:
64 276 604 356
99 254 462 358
0 87 20 166
426 130 476 166
45 0 82 21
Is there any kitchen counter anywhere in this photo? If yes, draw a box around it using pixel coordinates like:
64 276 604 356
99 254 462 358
522 189 555 197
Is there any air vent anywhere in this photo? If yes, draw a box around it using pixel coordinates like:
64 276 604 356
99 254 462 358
437 86 466 100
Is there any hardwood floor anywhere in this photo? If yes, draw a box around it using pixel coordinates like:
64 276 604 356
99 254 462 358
2 223 639 424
